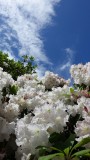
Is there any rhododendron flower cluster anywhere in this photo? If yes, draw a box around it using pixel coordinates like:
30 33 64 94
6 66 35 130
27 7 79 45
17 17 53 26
70 62 90 85
0 63 90 160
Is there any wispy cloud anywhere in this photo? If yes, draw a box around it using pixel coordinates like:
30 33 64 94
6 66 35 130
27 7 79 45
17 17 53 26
55 48 75 78
65 48 74 55
36 64 46 78
60 48 74 71
0 0 61 64
60 61 71 71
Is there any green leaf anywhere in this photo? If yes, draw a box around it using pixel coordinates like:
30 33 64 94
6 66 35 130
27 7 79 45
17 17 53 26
84 153 90 157
36 146 50 157
72 158 79 160
36 146 48 150
63 93 70 98
72 137 90 151
49 132 67 150
70 88 74 93
0 51 37 80
9 85 18 95
49 132 63 144
64 146 72 156
30 56 35 61
72 149 90 157
39 147 48 156
50 147 62 152
38 153 64 160
64 134 75 148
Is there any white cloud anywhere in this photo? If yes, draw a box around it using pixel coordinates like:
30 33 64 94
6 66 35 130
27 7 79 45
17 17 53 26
60 61 71 71
2 50 15 60
0 0 61 64
65 48 74 55
59 48 74 71
36 64 46 78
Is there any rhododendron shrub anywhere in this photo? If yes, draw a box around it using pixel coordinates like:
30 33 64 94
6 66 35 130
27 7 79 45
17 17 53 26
0 53 90 160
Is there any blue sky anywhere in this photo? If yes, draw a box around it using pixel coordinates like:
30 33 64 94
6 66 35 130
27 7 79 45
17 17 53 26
0 0 90 79
42 0 90 78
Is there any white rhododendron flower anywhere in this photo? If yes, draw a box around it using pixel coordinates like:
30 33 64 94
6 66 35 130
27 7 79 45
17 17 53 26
0 117 15 141
75 117 90 148
42 71 69 90
3 103 20 122
31 102 69 133
16 121 49 155
0 67 14 91
70 63 90 85
0 62 90 159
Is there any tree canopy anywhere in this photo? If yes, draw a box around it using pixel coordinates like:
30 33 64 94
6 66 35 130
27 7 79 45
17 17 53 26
0 51 37 80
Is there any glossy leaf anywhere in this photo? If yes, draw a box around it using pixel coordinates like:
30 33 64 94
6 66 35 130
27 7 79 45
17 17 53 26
72 149 90 157
38 153 64 160
72 137 90 151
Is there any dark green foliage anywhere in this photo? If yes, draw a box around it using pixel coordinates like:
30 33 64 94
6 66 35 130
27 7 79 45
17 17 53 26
38 136 90 160
19 108 35 119
73 84 87 90
2 85 18 96
0 51 37 80
66 114 81 133
38 114 90 160
1 85 18 103
48 114 82 151
0 134 17 160
49 132 76 151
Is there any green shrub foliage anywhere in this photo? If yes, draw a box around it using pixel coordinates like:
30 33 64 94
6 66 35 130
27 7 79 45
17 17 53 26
0 51 37 80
